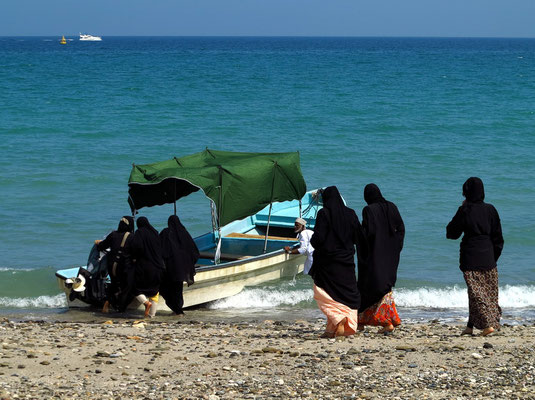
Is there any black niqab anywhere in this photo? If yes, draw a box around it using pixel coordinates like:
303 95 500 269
136 216 159 237
364 183 395 235
359 184 405 311
364 183 386 204
160 215 200 284
322 186 353 245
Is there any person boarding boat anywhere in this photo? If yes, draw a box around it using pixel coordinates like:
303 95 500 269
131 216 165 317
159 215 200 315
95 216 135 313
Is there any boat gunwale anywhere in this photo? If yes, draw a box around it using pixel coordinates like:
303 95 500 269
194 246 297 273
55 245 298 280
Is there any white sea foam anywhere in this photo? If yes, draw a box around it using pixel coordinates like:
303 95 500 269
0 267 42 272
209 288 313 309
209 285 535 310
0 267 20 272
396 285 535 309
0 294 66 309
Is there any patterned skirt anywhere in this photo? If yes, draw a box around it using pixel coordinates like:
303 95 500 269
358 291 401 327
463 267 501 330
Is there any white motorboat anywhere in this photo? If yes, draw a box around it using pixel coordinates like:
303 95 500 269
79 33 102 41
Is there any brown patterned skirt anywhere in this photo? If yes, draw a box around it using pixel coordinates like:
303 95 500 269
463 267 501 330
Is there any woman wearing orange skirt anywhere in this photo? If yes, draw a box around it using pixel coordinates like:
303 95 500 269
309 186 367 338
358 184 405 333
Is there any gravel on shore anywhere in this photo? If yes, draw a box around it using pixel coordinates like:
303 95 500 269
1 317 534 399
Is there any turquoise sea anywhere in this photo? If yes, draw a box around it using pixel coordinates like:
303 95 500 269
1 37 534 322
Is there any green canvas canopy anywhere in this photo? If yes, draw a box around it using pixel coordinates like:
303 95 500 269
128 149 307 227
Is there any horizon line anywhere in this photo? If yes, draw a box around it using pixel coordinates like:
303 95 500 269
2 34 535 40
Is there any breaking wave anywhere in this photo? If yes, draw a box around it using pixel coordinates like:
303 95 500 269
209 288 313 309
209 285 535 310
0 294 66 309
396 285 535 308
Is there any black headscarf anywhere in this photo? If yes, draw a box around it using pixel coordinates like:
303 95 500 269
134 216 164 271
364 183 386 204
160 215 199 284
322 186 352 244
463 177 485 203
117 216 134 233
364 183 395 235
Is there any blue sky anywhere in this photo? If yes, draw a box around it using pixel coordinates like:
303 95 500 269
2 0 535 37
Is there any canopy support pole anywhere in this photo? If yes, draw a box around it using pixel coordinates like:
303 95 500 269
299 200 302 218
174 183 177 215
214 170 223 265
263 161 277 254
263 203 273 254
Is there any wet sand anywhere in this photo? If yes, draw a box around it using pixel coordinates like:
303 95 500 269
1 316 534 399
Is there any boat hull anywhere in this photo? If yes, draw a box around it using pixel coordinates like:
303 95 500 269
182 251 304 309
56 250 305 312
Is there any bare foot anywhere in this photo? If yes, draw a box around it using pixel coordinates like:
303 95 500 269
101 301 110 314
461 327 473 336
378 324 394 334
173 312 185 317
335 318 347 337
144 301 152 318
481 327 495 336
320 331 335 339
357 324 365 331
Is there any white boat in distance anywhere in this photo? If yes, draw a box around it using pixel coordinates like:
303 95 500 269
79 33 102 41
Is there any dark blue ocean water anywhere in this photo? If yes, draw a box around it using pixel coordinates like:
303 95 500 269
0 37 534 317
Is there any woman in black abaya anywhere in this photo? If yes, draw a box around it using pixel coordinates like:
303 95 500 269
358 184 405 333
131 216 165 317
447 177 504 336
96 216 135 313
309 186 367 338
159 215 200 315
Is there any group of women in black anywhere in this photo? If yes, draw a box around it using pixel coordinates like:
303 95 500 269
310 177 503 338
96 214 199 317
96 177 503 335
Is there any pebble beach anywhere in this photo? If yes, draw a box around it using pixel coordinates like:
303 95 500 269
1 316 534 399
